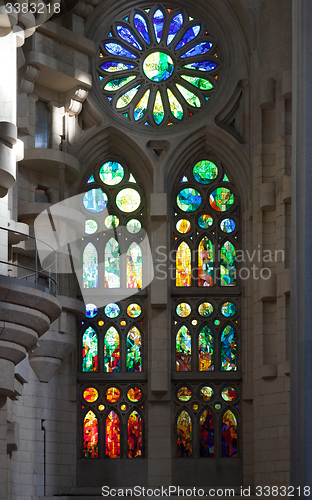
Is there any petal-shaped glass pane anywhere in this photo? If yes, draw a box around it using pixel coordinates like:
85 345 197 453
83 243 98 289
83 410 98 458
116 84 141 108
180 42 212 58
106 411 120 458
176 242 191 287
116 188 141 212
82 327 98 372
127 326 142 372
193 160 218 183
167 13 183 44
183 61 217 72
177 187 202 211
104 75 136 91
220 241 236 286
134 13 150 44
198 237 213 286
127 242 142 288
176 325 191 371
175 25 201 49
116 25 142 50
222 410 237 457
153 91 165 124
221 325 237 371
104 326 120 372
177 410 192 457
100 161 124 185
167 89 183 120
153 8 164 43
105 43 137 58
199 410 214 457
128 411 143 458
104 238 120 288
198 325 214 371
176 84 201 107
134 89 150 121
181 74 213 91
101 61 135 72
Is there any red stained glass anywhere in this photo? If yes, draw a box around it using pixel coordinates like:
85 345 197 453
128 411 143 458
83 410 98 458
177 410 192 457
105 411 121 458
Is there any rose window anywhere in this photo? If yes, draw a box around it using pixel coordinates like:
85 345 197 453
97 5 220 127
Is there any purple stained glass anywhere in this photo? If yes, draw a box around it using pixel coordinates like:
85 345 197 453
183 61 217 72
175 25 201 50
116 26 142 50
181 42 213 58
167 13 183 44
105 43 137 58
153 9 164 43
101 61 135 72
134 13 150 44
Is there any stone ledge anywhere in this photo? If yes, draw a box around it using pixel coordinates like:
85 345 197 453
38 21 96 58
19 147 80 180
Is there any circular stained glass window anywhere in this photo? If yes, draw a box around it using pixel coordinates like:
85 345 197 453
192 319 198 325
209 187 234 212
177 386 192 401
177 188 201 212
85 219 98 234
220 218 235 233
221 387 237 402
176 303 191 317
193 160 218 184
176 219 191 233
200 386 214 401
198 302 213 317
83 188 108 213
97 6 219 127
98 404 105 411
105 215 120 228
98 320 104 326
221 302 237 317
106 387 121 402
105 303 120 318
99 161 124 185
215 403 221 410
120 404 127 411
214 319 221 326
127 303 142 318
127 387 143 402
116 188 141 212
86 303 98 318
127 219 142 233
192 403 199 410
83 387 99 403
198 214 213 228
120 320 127 326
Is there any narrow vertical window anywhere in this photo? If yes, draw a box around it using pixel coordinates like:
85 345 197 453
104 326 120 372
199 410 214 457
104 238 120 288
128 410 143 458
176 325 191 371
83 242 98 288
106 411 121 458
221 326 237 371
222 410 237 457
220 241 236 286
127 243 142 288
82 327 98 372
83 410 98 458
35 100 50 148
126 326 142 372
198 237 213 286
198 326 214 371
176 241 191 286
177 410 192 457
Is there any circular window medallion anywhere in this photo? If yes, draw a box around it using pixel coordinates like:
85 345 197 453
106 387 121 402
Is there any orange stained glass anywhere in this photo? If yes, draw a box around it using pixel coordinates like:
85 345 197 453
83 410 98 458
128 410 143 458
83 387 98 403
105 411 121 458
198 237 213 286
106 387 121 402
127 387 143 402
177 410 192 457
176 241 191 286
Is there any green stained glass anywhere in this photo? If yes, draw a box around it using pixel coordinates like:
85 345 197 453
127 303 142 318
143 52 174 81
220 241 236 286
104 303 120 318
193 160 218 184
209 187 235 211
167 89 183 120
221 325 237 371
176 325 191 371
116 188 141 212
104 326 120 372
176 84 201 107
221 302 237 317
134 89 150 121
181 75 213 90
223 174 230 182
198 234 214 287
198 214 213 228
127 326 142 372
85 219 98 234
198 326 214 371
116 85 141 108
176 302 191 317
82 327 98 372
104 75 136 91
83 243 98 288
177 188 201 212
99 161 124 185
127 219 142 233
105 215 119 229
153 91 164 124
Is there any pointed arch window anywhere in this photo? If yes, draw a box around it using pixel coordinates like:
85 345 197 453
127 242 142 288
106 410 121 458
199 409 214 457
83 243 98 288
176 241 191 286
83 410 98 458
104 238 120 288
128 410 143 458
82 327 98 372
176 325 191 371
126 326 142 372
222 410 237 457
198 325 214 371
104 326 120 372
177 410 192 457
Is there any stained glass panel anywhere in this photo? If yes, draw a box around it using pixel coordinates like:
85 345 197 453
193 160 218 184
134 13 150 44
221 302 237 317
167 89 183 120
220 241 236 286
104 303 120 318
104 238 120 288
198 214 213 228
153 8 164 43
176 302 191 317
104 326 120 372
176 325 191 371
86 303 98 318
82 327 98 372
222 410 237 457
127 387 142 402
176 242 191 287
116 85 141 108
198 326 214 371
200 386 214 401
105 43 137 58
104 75 137 91
221 326 237 371
177 410 192 457
85 219 98 234
127 326 142 372
127 303 142 318
209 187 235 211
221 387 237 402
180 42 213 58
198 302 214 317
83 410 98 458
177 386 192 401
134 90 150 121
220 218 236 233
83 243 98 289
183 61 217 72
167 13 183 44
105 215 120 229
87 174 95 183
127 243 142 288
198 237 213 286
176 84 201 107
199 410 214 457
83 189 108 213
176 219 191 233
83 387 98 403
177 188 201 211
175 25 200 49
116 25 142 50
101 61 135 72
181 75 213 90
128 411 143 458
116 188 141 212
143 52 174 81
106 411 121 458
106 387 120 402
153 91 165 124
127 219 142 233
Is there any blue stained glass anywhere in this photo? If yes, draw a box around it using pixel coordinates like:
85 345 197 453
124 16 129 21
175 25 201 49
105 43 137 58
134 14 150 44
101 61 135 72
181 42 213 58
108 32 113 37
116 25 142 50
183 61 217 72
99 76 103 81
144 121 150 125
153 9 164 43
177 188 202 212
220 218 235 233
107 96 112 101
87 175 95 184
167 13 183 44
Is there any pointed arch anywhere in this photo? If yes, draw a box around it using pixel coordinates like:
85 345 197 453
176 325 191 371
222 410 237 457
105 410 121 458
104 326 120 373
83 410 98 458
198 237 213 286
83 242 98 288
127 410 143 458
176 241 191 286
127 242 142 288
177 410 192 457
221 325 237 371
198 325 214 371
82 327 98 372
199 409 214 457
126 326 142 372
104 237 120 288
220 240 236 286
